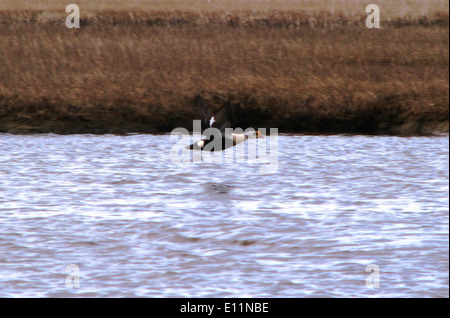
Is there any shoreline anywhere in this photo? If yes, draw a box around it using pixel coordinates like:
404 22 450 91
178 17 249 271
1 104 447 136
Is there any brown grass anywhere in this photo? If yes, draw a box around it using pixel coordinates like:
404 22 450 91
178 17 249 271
0 4 448 135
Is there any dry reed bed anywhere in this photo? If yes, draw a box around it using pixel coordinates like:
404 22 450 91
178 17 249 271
0 10 448 135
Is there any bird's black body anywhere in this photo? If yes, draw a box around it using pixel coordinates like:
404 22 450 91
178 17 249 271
188 134 243 152
187 94 259 151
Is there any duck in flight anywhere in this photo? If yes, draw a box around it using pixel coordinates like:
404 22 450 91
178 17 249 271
187 94 262 151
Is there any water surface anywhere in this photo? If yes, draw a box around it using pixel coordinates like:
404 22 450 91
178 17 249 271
0 133 448 297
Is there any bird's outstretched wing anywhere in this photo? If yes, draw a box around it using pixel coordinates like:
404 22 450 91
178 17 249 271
211 101 233 134
193 94 237 135
193 93 212 131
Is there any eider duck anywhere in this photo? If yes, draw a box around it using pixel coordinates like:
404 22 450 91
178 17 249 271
187 94 262 151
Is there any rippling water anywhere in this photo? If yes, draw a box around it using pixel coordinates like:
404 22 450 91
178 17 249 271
0 133 448 297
